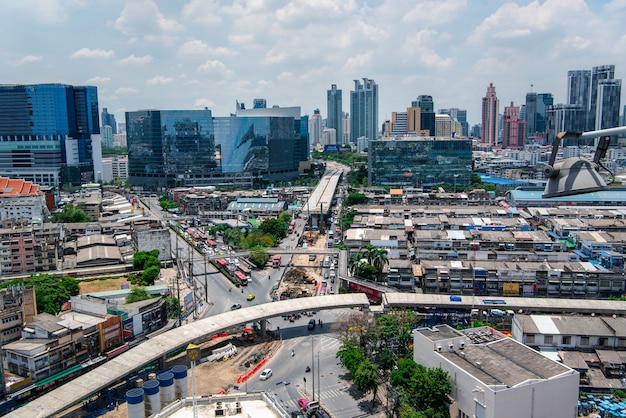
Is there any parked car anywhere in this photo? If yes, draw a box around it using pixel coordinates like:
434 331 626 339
307 319 316 330
230 303 242 310
259 368 273 380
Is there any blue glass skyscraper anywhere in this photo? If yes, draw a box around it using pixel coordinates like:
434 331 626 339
0 83 100 186
350 78 378 143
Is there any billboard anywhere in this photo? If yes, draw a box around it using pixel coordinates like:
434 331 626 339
502 282 520 296
324 144 341 153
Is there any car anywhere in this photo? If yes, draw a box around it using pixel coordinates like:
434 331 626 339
247 293 255 301
230 303 242 310
307 319 316 330
259 368 272 380
308 254 317 261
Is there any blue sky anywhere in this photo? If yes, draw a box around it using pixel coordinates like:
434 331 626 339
2 0 626 127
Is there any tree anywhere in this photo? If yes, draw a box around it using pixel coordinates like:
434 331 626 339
141 265 160 286
278 211 292 225
371 247 389 282
353 358 380 406
15 274 81 314
126 287 151 304
344 192 367 207
52 204 91 223
223 227 244 248
337 338 365 374
258 218 287 240
248 247 270 268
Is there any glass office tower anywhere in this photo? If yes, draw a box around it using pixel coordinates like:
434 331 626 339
368 138 473 188
0 83 100 186
126 110 216 189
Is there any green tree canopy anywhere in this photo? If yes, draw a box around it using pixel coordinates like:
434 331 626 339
126 287 151 304
248 248 270 268
344 192 367 207
52 203 91 223
7 274 81 314
141 265 160 286
258 218 287 240
353 358 380 405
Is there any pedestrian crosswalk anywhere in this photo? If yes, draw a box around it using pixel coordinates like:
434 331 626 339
281 334 343 352
279 385 348 410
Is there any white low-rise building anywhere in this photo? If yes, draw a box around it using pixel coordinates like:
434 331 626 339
413 324 579 418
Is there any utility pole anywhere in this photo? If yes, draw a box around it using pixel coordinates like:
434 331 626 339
204 253 208 303
176 240 182 327
311 335 315 401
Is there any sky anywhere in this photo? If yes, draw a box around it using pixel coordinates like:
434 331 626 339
2 0 626 128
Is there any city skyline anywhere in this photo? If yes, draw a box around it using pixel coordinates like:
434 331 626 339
3 1 626 128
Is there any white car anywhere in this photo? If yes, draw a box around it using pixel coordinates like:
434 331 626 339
259 368 273 381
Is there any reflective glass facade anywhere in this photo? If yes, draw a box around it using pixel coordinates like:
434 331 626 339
350 78 378 143
0 84 99 186
126 110 215 189
215 115 306 177
368 138 472 188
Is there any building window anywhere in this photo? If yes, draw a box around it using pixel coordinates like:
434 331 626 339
581 336 589 345
562 336 571 345
544 335 553 344
526 334 535 344
599 337 608 346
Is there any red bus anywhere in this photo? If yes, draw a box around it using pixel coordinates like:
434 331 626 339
216 258 228 269
237 263 251 276
271 255 281 268
206 239 217 247
287 221 295 234
234 271 248 286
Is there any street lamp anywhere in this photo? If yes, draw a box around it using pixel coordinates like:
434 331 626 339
453 174 459 193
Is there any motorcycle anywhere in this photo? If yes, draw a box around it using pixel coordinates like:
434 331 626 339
305 366 311 373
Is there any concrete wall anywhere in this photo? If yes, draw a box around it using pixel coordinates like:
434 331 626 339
135 228 172 261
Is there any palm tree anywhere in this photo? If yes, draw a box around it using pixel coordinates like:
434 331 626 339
348 251 363 276
371 247 389 282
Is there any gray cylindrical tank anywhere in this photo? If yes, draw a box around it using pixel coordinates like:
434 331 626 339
142 379 161 417
171 365 188 399
157 371 175 407
126 388 144 418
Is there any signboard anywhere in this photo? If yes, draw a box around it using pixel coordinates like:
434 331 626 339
347 281 382 304
502 282 520 297
324 144 341 153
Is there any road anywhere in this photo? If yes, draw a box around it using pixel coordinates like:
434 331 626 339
246 309 375 418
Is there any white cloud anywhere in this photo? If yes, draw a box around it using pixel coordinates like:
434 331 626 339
342 53 373 73
402 30 455 69
177 40 236 57
71 48 114 59
404 0 468 25
147 76 174 85
12 55 43 65
114 0 182 41
86 76 111 83
115 87 139 95
118 55 153 65
181 0 222 25
193 97 216 108
197 60 234 77
5 0 86 24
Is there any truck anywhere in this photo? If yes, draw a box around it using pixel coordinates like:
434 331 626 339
271 254 282 268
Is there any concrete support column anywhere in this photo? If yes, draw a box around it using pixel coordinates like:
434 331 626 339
260 319 267 337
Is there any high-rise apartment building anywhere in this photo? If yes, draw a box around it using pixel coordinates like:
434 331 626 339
589 65 619 130
350 78 378 143
308 109 323 147
101 108 117 134
546 104 586 147
502 102 526 149
0 83 101 187
327 84 342 144
481 83 499 147
435 114 452 137
594 79 622 131
567 70 591 108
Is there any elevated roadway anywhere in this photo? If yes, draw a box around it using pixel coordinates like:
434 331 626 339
383 293 626 316
302 169 342 222
8 294 369 418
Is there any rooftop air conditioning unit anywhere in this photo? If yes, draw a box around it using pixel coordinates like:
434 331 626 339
449 343 454 350
437 345 442 352
459 341 465 349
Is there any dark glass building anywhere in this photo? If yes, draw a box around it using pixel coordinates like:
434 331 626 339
101 108 117 134
368 138 472 188
126 110 216 190
127 105 308 190
327 84 343 144
413 95 435 136
0 83 100 186
350 78 378 143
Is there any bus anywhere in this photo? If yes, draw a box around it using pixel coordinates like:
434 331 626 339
287 220 296 234
216 258 228 269
206 239 217 248
237 263 251 277
234 271 248 286
271 255 281 268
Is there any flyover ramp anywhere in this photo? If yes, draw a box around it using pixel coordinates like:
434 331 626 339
9 294 370 418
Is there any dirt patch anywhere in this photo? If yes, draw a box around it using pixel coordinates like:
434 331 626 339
79 276 130 294
79 337 282 418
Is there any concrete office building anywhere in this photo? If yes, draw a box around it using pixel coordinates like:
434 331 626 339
502 102 526 149
308 109 323 146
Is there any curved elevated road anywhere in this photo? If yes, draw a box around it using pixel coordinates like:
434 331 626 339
9 294 369 418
